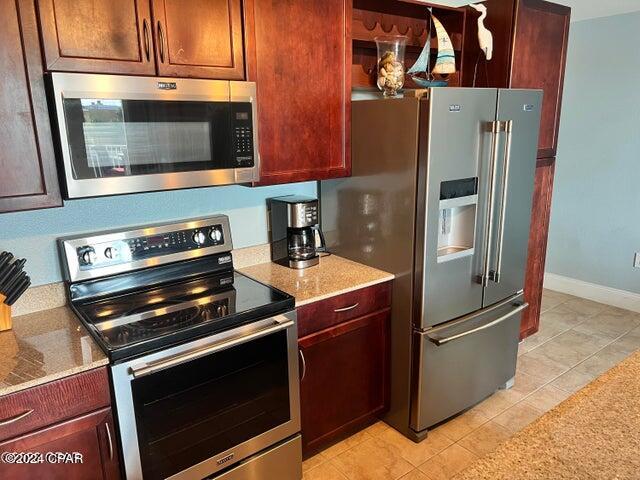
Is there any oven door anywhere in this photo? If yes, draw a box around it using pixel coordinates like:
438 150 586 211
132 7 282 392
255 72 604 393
49 73 259 198
111 311 300 480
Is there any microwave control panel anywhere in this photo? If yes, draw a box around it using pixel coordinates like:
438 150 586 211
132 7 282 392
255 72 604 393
231 103 255 168
76 224 227 270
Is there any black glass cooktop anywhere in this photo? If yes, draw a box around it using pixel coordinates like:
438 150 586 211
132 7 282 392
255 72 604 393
72 271 294 362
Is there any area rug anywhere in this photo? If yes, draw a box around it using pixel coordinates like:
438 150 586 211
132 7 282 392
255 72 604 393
456 350 640 479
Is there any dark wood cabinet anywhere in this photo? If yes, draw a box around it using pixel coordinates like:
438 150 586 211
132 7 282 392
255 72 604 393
511 1 570 159
0 408 120 480
244 0 352 185
463 0 570 159
152 0 244 79
521 158 555 339
0 367 120 479
0 0 61 213
463 0 570 338
37 0 155 75
297 283 391 455
37 0 244 79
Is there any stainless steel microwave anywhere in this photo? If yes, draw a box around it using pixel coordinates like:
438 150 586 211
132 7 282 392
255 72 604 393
47 73 259 199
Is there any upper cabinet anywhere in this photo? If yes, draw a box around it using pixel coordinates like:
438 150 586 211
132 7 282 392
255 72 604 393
152 0 244 79
36 0 244 80
462 0 570 158
511 0 570 158
37 0 156 75
0 0 61 213
244 0 352 185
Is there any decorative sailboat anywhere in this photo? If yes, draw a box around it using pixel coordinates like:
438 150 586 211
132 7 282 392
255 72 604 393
407 8 456 88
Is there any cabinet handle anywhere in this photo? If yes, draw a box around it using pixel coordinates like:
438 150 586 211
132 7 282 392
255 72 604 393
105 422 114 461
0 409 33 426
299 349 307 382
157 21 165 63
334 302 359 313
143 19 150 62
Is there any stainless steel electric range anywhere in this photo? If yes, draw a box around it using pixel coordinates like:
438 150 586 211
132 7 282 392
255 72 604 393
58 216 302 480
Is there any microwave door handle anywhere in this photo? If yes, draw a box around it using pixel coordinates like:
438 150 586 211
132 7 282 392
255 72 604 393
492 120 514 283
130 316 294 378
481 120 501 287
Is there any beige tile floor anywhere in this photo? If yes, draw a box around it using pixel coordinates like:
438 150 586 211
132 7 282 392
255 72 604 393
302 290 640 480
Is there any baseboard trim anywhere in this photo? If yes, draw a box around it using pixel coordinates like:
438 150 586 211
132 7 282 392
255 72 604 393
544 273 640 313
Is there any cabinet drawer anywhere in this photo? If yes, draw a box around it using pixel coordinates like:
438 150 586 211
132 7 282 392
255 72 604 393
297 281 392 337
0 367 110 442
0 407 120 480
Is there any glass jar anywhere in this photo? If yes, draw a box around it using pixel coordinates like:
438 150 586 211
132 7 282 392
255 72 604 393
375 36 408 97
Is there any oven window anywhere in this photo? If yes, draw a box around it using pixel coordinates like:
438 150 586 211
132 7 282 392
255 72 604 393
131 330 291 480
62 99 236 179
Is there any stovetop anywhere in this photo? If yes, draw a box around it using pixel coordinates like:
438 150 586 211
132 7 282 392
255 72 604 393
71 270 294 362
59 215 295 362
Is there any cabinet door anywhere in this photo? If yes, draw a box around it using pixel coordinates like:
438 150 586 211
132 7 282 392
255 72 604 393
244 0 352 185
298 310 389 454
510 0 570 158
521 158 555 339
0 0 61 213
37 0 155 75
0 408 120 480
151 0 244 79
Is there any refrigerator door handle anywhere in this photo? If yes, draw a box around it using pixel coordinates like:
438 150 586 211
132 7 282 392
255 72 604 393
481 120 502 286
491 119 514 284
426 301 528 346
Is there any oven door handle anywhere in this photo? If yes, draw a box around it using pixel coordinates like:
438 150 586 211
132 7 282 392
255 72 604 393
130 316 295 378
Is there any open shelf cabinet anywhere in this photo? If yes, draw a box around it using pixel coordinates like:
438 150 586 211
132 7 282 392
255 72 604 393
352 0 468 89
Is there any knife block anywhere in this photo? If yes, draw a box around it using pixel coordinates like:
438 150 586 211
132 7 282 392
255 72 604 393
0 294 11 332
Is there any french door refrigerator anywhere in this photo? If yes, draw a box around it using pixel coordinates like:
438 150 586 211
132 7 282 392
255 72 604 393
320 88 542 441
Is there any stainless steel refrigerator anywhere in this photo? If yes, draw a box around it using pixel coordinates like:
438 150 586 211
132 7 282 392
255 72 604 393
320 88 542 441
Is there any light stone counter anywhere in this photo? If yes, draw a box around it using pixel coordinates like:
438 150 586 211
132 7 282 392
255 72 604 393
0 307 108 397
239 254 394 307
1 245 391 396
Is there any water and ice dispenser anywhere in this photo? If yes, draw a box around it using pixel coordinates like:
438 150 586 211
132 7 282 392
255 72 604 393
437 178 478 263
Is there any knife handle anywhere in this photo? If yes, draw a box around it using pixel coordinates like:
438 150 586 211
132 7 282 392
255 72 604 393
0 258 25 287
6 278 30 306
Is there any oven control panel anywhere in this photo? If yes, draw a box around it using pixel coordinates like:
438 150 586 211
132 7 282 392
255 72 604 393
60 216 233 282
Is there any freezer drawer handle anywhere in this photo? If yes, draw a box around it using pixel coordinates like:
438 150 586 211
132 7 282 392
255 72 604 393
491 120 514 284
427 302 528 346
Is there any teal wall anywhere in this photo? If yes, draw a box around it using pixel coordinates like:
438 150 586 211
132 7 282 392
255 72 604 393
0 183 316 286
546 12 640 293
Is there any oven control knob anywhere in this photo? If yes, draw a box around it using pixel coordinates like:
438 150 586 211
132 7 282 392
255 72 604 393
104 247 117 259
192 231 206 245
81 249 97 265
210 228 223 242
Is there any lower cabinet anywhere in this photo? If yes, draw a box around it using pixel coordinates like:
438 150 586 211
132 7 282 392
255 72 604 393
0 367 120 479
0 408 119 480
297 284 391 455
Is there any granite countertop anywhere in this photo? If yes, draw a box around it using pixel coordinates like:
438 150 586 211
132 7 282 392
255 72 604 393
239 254 394 306
0 307 108 397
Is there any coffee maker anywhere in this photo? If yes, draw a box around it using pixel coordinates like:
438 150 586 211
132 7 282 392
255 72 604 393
269 196 326 269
